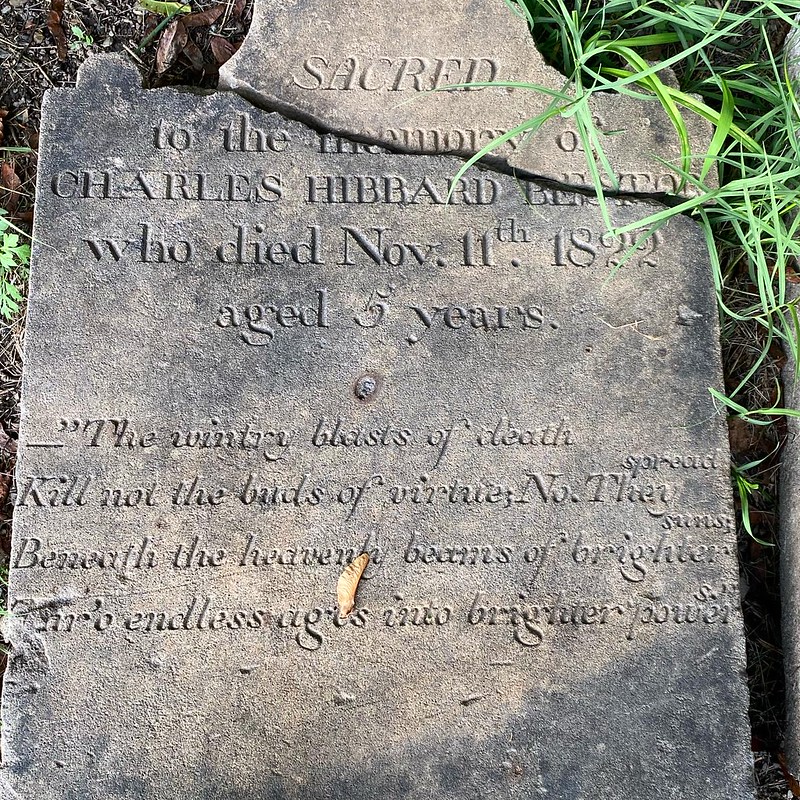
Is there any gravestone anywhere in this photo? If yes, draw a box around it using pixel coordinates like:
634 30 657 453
219 0 715 196
780 356 800 779
779 24 800 783
0 55 753 799
778 25 800 780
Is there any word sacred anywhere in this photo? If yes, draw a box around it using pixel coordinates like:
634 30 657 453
291 55 498 91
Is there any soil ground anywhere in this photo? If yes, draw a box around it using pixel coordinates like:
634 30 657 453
0 1 794 797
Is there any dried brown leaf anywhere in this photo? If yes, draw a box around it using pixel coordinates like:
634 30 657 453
182 37 205 72
728 416 754 455
0 474 11 507
47 0 68 61
155 18 189 75
1 162 22 213
777 752 800 797
209 37 239 67
336 553 369 616
183 4 225 28
0 425 17 456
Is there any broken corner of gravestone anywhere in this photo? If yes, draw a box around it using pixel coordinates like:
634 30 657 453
75 53 143 89
219 0 716 197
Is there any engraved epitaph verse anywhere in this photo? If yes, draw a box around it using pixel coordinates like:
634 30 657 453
2 59 752 800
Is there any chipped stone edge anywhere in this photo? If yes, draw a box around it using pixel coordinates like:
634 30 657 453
216 0 566 169
781 339 800 778
217 0 716 196
0 54 142 798
780 18 800 781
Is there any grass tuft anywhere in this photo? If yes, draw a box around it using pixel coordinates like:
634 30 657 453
500 1 800 413
453 1 800 543
0 209 28 321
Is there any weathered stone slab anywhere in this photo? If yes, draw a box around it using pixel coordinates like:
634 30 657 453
779 27 800 782
780 373 800 777
1 55 752 799
220 0 714 195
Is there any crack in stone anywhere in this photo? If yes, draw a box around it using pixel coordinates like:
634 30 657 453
77 54 694 211
216 81 692 211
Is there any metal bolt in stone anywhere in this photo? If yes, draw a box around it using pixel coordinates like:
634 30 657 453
354 374 378 401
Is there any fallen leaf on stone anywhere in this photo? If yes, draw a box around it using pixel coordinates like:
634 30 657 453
155 18 189 74
183 4 225 28
337 553 369 616
210 37 240 68
139 0 191 15
47 0 67 61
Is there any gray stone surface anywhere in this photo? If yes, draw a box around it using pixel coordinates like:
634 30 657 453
779 24 800 781
780 367 800 777
0 55 753 799
220 0 715 196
